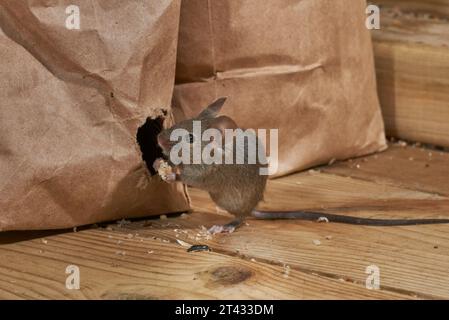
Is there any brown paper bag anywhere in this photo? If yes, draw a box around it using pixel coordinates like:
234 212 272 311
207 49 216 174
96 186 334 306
173 0 387 177
0 0 189 231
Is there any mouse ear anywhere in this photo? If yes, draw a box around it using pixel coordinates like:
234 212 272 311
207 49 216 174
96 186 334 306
197 97 227 119
209 115 238 134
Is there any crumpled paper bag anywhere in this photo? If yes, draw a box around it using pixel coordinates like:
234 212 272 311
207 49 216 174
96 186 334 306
0 0 189 231
173 0 387 177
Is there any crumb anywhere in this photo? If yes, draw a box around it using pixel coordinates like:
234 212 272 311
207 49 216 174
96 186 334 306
157 160 174 181
434 245 439 249
117 219 131 227
176 239 192 248
41 239 48 244
117 240 123 245
106 226 113 231
147 250 154 254
295 181 302 185
180 213 190 219
356 164 361 169
108 235 113 239
317 217 329 223
126 234 133 239
328 158 336 165
312 239 321 246
425 164 430 168
73 227 77 232
409 157 414 161
160 215 167 220
397 140 407 147
251 258 257 262
325 235 333 240
283 264 291 278
115 251 126 256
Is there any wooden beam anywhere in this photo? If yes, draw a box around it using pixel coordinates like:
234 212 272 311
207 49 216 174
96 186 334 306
372 4 449 147
0 228 407 299
375 0 449 18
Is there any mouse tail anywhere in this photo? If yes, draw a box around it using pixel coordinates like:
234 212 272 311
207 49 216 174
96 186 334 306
251 209 449 226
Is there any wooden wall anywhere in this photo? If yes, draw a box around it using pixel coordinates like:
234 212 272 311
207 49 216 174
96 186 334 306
371 1 449 147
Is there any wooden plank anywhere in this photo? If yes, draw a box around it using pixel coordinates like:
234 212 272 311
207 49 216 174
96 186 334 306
371 5 449 147
119 187 449 299
0 228 408 299
1 146 448 299
160 147 449 299
323 145 449 197
375 0 449 18
190 163 448 220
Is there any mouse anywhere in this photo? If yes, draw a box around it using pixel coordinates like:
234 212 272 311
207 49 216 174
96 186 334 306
154 97 449 233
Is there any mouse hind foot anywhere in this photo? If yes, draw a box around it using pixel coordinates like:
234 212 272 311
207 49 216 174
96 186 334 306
208 218 242 235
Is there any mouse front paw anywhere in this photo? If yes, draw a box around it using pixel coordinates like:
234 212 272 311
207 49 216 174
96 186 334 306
153 158 176 182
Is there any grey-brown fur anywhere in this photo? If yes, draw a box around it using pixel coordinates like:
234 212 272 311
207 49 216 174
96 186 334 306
156 97 267 232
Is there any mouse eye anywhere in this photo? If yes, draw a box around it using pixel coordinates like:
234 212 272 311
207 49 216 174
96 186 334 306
187 133 194 144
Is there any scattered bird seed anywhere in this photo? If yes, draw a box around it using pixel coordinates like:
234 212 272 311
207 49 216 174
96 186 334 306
283 265 291 278
176 239 192 248
187 245 211 253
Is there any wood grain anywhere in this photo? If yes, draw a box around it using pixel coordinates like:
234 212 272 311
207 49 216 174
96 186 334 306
0 228 407 299
371 4 449 147
118 190 449 299
0 146 448 299
375 0 449 18
323 145 449 196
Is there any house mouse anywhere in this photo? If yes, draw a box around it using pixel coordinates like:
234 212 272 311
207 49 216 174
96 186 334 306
154 97 449 233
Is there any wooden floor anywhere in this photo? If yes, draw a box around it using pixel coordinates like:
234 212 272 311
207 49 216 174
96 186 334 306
1 143 449 299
